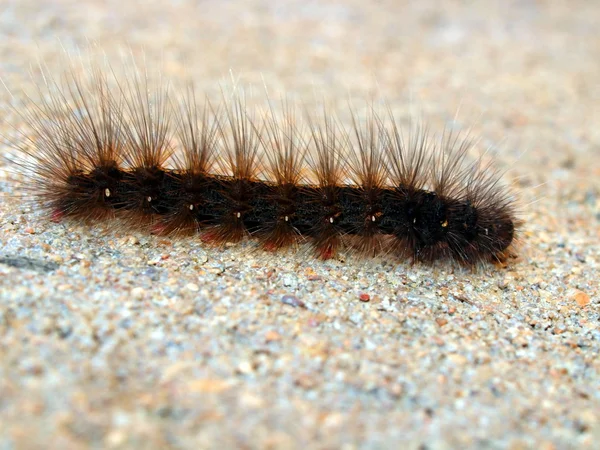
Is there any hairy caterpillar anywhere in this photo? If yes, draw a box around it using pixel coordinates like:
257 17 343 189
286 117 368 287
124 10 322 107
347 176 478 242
1 60 519 267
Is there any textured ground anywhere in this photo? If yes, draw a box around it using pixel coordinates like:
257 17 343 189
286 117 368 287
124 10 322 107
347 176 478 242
0 0 599 449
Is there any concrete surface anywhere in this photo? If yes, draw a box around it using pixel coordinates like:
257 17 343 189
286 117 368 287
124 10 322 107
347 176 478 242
0 1 599 448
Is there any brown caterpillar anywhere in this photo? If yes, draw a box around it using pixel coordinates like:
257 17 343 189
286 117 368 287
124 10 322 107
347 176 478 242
1 59 520 267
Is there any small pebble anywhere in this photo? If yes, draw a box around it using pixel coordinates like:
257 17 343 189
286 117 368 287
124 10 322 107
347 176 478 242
131 287 146 300
237 361 254 375
282 273 298 288
281 294 305 308
186 283 200 292
265 330 282 342
573 290 590 307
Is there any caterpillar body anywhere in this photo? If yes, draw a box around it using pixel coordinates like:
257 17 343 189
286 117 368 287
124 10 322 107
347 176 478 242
1 61 519 267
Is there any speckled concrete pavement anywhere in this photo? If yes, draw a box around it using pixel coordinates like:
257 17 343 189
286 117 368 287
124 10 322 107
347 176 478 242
0 1 599 449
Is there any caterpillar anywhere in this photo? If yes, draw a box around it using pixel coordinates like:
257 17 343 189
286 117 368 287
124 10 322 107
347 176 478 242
1 60 519 267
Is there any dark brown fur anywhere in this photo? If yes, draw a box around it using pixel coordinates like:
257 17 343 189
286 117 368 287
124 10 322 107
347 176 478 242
2 61 520 267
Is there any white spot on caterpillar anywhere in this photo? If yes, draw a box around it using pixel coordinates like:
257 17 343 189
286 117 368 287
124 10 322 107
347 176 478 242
485 228 489 235
189 204 194 211
236 212 241 219
284 216 289 222
441 220 448 228
371 215 376 222
104 188 111 198
329 217 334 224
413 218 417 224
147 196 152 202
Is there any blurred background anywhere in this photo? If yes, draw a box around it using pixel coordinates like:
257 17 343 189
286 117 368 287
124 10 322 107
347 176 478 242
1 0 599 191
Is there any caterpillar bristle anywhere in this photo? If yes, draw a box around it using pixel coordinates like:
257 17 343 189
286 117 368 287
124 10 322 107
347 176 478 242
345 106 388 256
304 108 351 259
117 65 173 224
202 88 262 245
1 58 521 268
156 87 219 236
257 99 306 252
7 62 124 223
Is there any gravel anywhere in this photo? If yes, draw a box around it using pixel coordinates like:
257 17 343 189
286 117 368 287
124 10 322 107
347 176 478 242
1 0 599 448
